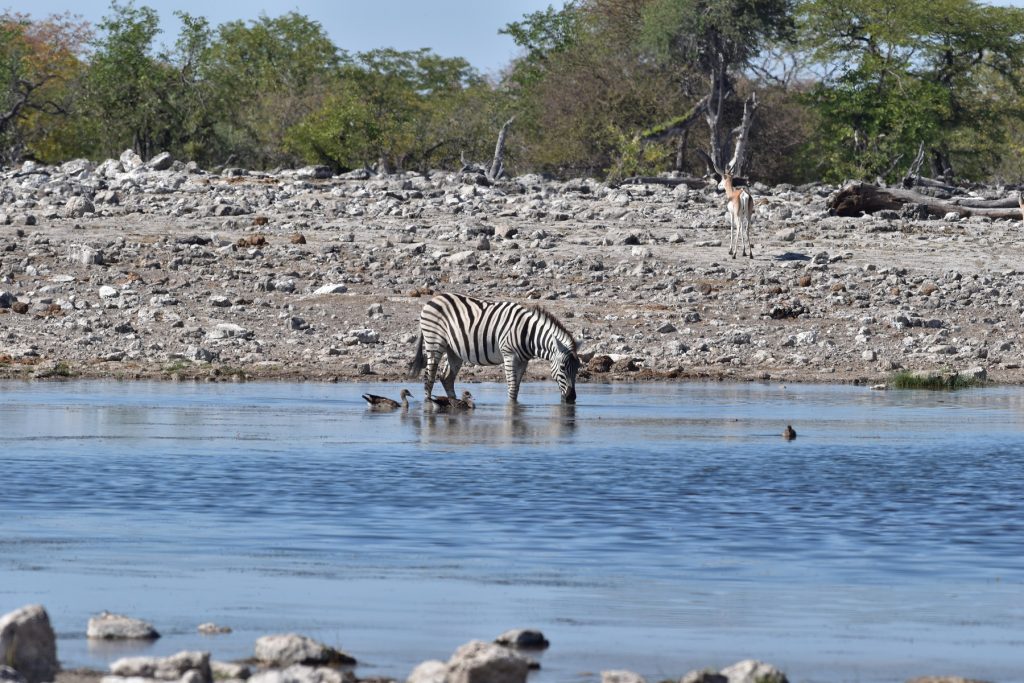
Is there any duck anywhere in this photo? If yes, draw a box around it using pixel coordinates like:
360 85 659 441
428 390 475 411
361 389 412 410
783 424 797 440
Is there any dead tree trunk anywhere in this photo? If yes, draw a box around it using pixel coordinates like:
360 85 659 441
829 182 1022 219
487 116 515 182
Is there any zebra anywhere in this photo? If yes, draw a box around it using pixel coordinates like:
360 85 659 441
408 293 580 404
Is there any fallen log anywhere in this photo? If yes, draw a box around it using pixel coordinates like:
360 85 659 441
951 195 1021 209
829 182 1023 220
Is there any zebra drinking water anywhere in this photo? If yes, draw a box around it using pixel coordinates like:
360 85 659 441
408 293 581 404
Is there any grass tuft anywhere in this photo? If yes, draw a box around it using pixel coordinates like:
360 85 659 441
889 370 983 390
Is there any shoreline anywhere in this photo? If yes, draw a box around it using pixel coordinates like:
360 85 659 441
3 154 1023 390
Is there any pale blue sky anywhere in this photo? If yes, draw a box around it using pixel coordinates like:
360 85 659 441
5 1 559 75
10 1 1024 75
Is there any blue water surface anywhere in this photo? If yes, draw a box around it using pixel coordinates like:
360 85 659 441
1 380 1023 683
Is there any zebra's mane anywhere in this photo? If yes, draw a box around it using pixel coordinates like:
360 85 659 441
528 305 577 353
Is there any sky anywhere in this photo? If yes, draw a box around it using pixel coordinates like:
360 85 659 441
6 1 560 76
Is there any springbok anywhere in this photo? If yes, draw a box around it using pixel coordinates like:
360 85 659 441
722 170 754 259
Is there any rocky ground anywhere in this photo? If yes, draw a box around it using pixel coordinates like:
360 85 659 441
2 149 1022 388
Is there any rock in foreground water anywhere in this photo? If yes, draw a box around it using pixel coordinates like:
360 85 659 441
109 651 211 683
87 611 160 640
493 628 549 649
0 604 59 683
253 634 355 667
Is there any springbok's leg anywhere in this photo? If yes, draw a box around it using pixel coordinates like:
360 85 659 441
441 350 463 399
730 215 738 259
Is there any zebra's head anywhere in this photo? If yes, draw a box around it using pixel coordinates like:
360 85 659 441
550 340 580 404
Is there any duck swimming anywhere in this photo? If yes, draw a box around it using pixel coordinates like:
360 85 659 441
428 390 475 411
362 389 412 410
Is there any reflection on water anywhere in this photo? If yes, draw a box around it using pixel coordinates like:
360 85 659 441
412 403 577 446
2 380 1024 683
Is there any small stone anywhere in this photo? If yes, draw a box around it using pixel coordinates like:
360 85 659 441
145 152 174 171
0 667 26 683
99 286 119 298
657 322 677 334
209 295 231 307
493 629 549 650
61 196 95 218
290 233 307 244
962 366 987 381
87 611 160 640
602 672 646 683
680 671 728 683
862 349 876 361
197 623 232 635
720 660 788 683
11 302 28 314
774 228 796 242
313 284 347 295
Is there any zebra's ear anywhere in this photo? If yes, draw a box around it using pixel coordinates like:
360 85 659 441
555 339 571 356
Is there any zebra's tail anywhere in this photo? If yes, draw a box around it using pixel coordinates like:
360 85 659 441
407 333 426 378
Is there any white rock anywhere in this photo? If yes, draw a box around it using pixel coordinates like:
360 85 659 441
861 349 876 361
110 651 210 682
406 660 446 683
99 286 119 298
447 250 478 266
313 284 348 295
446 640 529 683
247 665 346 683
87 611 160 640
0 604 58 683
602 671 647 683
253 633 355 667
61 196 95 218
720 660 788 683
119 149 144 171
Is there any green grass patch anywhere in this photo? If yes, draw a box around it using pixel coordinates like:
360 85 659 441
889 370 983 390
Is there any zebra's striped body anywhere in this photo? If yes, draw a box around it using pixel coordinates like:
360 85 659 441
408 293 580 403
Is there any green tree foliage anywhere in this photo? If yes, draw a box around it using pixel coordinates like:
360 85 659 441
200 11 344 167
639 0 795 172
8 1 1024 185
80 2 170 159
801 0 1024 182
285 48 497 172
502 1 695 177
0 12 90 162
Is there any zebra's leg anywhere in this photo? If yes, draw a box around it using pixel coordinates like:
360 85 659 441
441 350 463 399
422 347 442 400
502 353 527 402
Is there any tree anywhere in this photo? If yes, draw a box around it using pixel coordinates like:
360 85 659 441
0 12 90 162
639 0 795 173
201 12 344 167
801 0 1024 182
285 48 498 172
